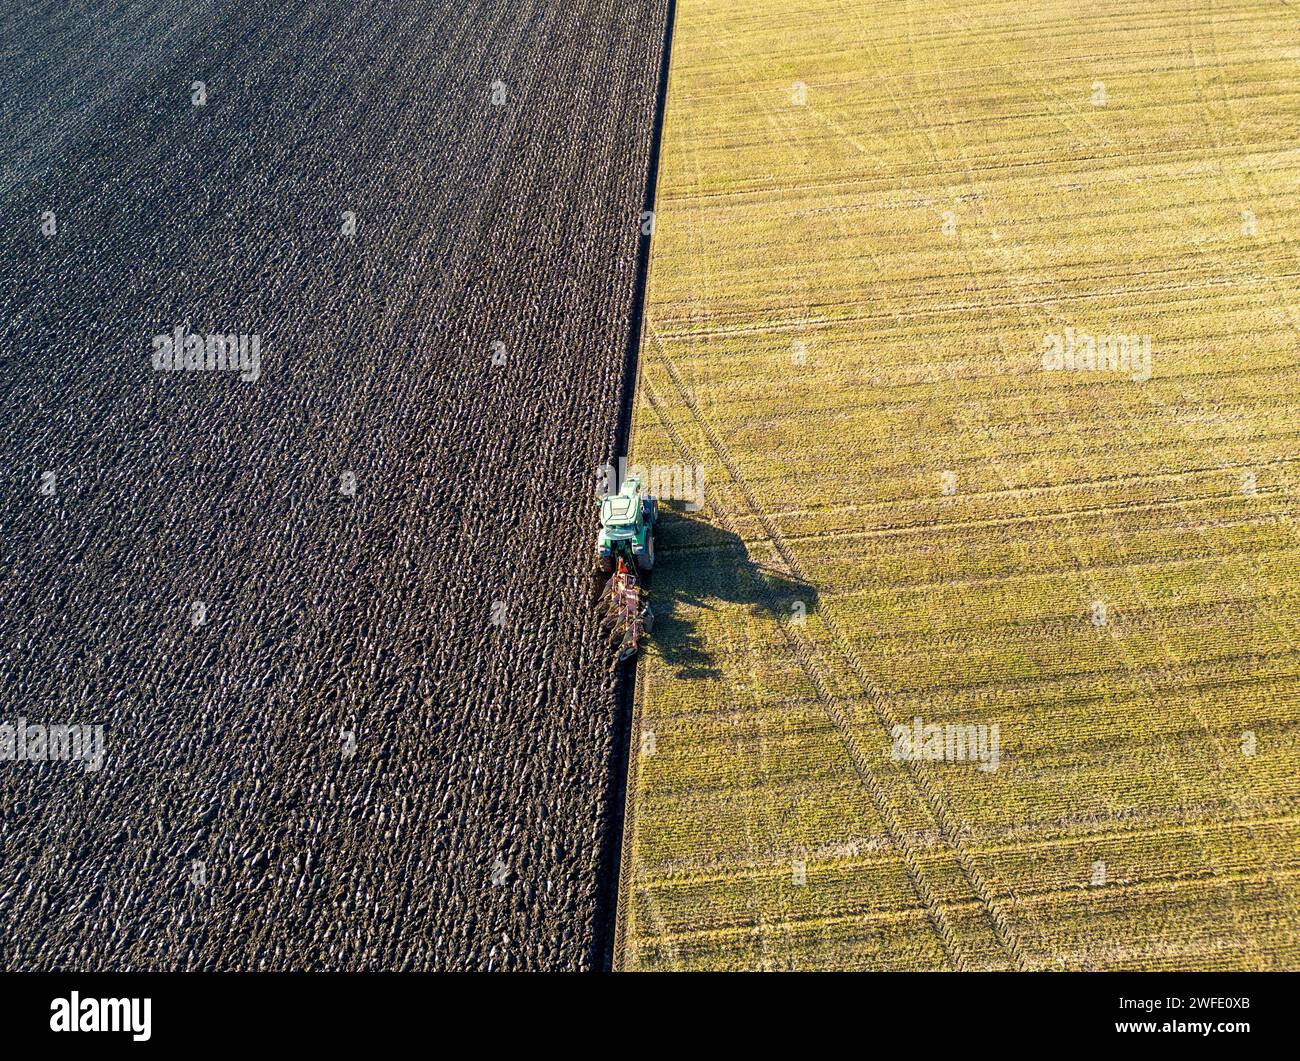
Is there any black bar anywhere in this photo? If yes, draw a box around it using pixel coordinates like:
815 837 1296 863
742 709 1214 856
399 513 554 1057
0 971 1290 1048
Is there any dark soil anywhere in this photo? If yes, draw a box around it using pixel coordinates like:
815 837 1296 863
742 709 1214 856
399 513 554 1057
0 0 668 970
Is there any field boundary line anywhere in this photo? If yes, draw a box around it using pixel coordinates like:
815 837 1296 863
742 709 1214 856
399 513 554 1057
609 0 680 973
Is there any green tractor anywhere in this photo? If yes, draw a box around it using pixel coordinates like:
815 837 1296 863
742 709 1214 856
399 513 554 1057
591 475 658 659
596 474 658 576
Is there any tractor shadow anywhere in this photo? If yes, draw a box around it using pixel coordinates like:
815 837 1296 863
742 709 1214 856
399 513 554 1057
646 502 819 680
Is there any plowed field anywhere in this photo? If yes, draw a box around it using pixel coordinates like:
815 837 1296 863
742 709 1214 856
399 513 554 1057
0 0 668 970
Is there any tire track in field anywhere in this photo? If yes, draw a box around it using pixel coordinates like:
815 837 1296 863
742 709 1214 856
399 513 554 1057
903 2 1273 964
851 0 1293 964
628 5 1027 969
638 366 970 971
913 0 1300 957
904 0 1300 967
646 329 1029 969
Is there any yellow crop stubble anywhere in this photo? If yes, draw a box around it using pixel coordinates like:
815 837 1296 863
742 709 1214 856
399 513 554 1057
615 0 1300 970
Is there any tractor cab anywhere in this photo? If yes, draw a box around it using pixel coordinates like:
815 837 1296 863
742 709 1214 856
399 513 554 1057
600 489 641 540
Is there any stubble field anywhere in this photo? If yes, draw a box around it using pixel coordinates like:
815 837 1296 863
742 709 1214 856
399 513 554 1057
616 0 1300 969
